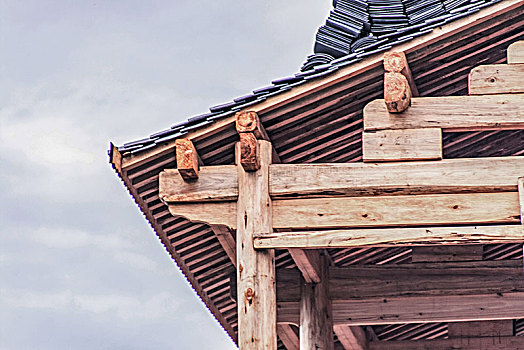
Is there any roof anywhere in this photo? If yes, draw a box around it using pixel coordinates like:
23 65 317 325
110 0 524 347
116 0 505 155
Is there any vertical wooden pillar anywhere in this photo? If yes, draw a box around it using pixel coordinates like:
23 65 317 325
236 140 277 349
300 255 333 350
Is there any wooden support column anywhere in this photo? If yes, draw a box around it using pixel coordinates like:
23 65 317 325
175 139 199 181
300 254 333 350
236 140 276 349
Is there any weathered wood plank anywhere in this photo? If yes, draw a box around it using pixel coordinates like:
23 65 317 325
276 324 299 350
300 255 333 350
272 192 520 229
278 291 524 325
384 72 412 113
277 260 524 302
368 337 524 350
508 41 524 64
334 325 368 350
169 192 520 230
288 248 321 284
362 128 442 162
160 156 524 202
160 166 238 202
255 225 524 249
236 140 276 349
175 139 199 180
412 245 483 263
448 320 513 338
364 94 524 131
469 64 524 95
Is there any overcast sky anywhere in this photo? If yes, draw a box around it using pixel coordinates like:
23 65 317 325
0 1 331 349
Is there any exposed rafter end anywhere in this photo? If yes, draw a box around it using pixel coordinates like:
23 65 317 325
383 51 418 113
236 111 280 170
175 139 200 181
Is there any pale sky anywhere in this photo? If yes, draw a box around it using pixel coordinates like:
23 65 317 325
0 1 331 349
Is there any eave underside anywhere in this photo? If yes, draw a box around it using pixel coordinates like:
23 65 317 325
113 5 524 347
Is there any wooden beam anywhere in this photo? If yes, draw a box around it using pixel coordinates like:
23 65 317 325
169 192 520 230
384 72 412 113
508 41 524 64
255 224 524 249
362 128 442 162
160 156 524 203
235 111 281 166
276 324 299 350
278 291 524 325
175 139 199 181
272 192 520 229
412 245 483 263
288 248 321 284
448 320 513 338
236 140 276 349
469 64 524 95
300 255 333 350
334 325 368 350
210 224 236 267
383 51 419 97
368 336 524 350
364 94 524 131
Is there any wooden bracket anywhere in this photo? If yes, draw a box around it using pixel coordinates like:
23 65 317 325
175 139 199 181
383 51 418 113
238 132 260 171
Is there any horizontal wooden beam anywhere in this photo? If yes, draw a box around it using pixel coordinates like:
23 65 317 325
368 337 524 350
362 128 442 162
254 225 524 249
508 40 524 64
364 93 524 131
469 64 524 95
277 260 524 302
278 291 524 325
168 192 520 229
160 156 524 202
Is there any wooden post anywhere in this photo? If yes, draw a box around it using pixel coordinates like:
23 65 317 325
236 140 276 349
300 254 333 350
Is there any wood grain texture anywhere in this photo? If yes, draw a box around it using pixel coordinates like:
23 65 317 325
167 202 236 227
384 72 411 113
278 291 524 325
412 245 483 263
364 94 524 131
254 224 524 248
368 337 524 350
287 248 321 284
448 320 513 338
519 177 524 224
300 255 333 350
239 132 260 172
210 224 236 267
383 52 419 96
508 40 524 64
161 157 524 202
334 325 368 350
363 128 441 162
236 140 276 349
276 324 299 350
160 166 238 202
276 260 524 302
175 139 199 180
272 192 520 229
469 64 524 95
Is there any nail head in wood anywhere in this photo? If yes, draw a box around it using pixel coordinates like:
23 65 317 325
175 139 199 181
